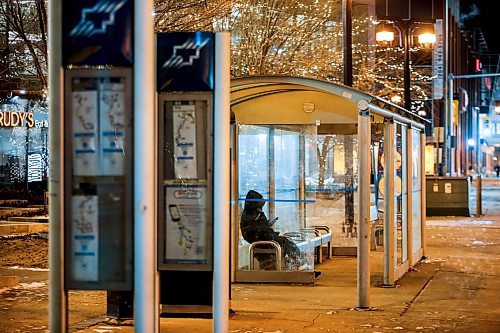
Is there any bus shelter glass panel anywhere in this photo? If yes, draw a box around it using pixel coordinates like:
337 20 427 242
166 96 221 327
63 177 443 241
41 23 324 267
304 133 359 249
395 123 408 267
412 129 422 253
274 128 300 234
237 125 270 269
237 124 314 272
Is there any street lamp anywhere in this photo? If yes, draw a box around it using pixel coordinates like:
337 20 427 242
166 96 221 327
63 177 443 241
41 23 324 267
376 21 436 112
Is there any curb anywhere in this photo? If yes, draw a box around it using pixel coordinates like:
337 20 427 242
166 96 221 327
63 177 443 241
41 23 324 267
0 223 49 236
7 216 49 223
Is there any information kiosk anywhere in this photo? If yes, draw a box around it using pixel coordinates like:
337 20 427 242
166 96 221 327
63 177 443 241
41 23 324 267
156 32 217 315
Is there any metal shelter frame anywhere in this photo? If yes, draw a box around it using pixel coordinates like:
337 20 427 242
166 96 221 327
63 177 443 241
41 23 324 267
230 76 429 308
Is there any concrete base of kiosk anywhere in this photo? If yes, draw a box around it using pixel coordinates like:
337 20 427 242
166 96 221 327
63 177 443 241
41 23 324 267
235 270 316 284
160 305 236 319
107 291 133 319
160 305 213 318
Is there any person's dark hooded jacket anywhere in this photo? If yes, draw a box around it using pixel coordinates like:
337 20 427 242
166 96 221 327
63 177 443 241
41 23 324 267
240 190 278 244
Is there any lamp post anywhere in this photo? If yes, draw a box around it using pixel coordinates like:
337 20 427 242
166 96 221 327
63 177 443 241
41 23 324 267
376 20 436 113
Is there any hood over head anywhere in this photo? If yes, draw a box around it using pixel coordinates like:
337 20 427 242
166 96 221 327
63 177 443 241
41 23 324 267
244 190 265 210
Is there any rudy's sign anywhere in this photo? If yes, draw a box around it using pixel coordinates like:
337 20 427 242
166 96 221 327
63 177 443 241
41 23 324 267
0 110 35 128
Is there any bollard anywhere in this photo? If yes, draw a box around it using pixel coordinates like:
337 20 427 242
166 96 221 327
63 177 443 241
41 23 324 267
476 174 482 216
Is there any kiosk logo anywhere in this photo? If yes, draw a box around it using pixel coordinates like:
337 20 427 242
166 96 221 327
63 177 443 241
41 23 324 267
70 0 127 37
157 32 214 91
161 38 211 69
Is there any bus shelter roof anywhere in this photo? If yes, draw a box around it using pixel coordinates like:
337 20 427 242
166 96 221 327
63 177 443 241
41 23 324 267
230 76 429 129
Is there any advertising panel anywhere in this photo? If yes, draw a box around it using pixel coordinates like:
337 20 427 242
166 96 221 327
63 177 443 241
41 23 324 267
164 185 208 265
65 69 132 290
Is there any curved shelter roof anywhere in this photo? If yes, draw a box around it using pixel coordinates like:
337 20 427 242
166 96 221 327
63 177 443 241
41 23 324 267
230 76 429 129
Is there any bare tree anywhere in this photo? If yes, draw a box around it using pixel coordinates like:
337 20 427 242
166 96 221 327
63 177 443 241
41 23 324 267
154 0 234 32
153 0 344 80
0 0 48 92
228 0 343 79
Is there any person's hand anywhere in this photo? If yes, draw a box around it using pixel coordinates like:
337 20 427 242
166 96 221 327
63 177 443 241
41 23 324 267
269 217 278 226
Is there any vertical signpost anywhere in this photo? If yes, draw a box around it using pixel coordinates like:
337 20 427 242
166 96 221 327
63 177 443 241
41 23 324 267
156 32 231 328
50 0 135 331
50 0 230 330
156 31 214 314
134 0 157 331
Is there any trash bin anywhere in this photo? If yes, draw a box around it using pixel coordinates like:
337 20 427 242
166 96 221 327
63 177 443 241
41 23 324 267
426 176 471 216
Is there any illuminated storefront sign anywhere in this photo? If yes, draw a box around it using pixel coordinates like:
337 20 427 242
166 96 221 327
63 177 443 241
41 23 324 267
28 153 43 182
0 110 35 127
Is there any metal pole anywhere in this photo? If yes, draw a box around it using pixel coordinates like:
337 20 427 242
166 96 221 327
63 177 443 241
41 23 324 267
213 32 231 333
451 73 500 79
443 0 449 176
420 132 427 258
406 128 413 267
357 100 370 308
403 24 411 112
476 174 482 216
343 0 353 87
383 120 395 286
134 0 158 331
447 75 453 175
368 104 426 130
48 0 67 331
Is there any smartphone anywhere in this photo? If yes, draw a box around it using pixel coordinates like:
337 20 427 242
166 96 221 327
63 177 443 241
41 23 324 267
269 217 278 226
168 204 181 222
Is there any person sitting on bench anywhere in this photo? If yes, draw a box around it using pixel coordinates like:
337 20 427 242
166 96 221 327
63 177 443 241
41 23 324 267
240 190 301 269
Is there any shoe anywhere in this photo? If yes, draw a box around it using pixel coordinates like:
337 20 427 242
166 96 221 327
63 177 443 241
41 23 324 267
314 270 322 278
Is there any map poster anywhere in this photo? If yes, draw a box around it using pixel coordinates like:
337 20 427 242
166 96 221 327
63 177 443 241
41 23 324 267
165 185 207 264
71 195 99 282
172 102 198 179
72 90 99 176
100 82 126 176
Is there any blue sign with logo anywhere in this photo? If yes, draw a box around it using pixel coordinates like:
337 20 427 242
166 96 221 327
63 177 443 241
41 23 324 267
157 32 214 92
63 0 133 66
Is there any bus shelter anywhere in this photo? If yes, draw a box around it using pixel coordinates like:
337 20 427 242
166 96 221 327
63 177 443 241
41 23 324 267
230 76 428 302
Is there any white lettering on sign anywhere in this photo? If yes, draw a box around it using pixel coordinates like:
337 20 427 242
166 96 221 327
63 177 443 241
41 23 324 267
0 111 35 127
433 19 444 100
28 153 43 182
35 120 49 128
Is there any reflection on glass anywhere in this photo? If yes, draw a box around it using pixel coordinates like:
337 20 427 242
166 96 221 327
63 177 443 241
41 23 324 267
274 128 300 234
304 134 359 248
395 123 407 267
412 129 422 252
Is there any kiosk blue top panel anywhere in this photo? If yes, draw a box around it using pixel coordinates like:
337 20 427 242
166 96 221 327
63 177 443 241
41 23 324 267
157 32 215 92
62 0 133 66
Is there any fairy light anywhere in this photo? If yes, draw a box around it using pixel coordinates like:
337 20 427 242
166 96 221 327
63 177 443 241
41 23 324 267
153 1 434 114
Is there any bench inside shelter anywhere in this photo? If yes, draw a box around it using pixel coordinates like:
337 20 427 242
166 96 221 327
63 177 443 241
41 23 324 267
243 225 332 283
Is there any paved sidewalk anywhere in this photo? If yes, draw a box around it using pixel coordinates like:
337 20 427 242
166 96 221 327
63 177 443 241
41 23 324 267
1 180 498 332
75 179 500 333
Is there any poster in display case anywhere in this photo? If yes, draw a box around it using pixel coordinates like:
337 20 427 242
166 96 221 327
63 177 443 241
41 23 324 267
164 184 208 264
72 90 99 176
158 93 213 271
71 195 99 282
65 69 132 290
99 82 126 176
70 77 126 176
172 102 198 179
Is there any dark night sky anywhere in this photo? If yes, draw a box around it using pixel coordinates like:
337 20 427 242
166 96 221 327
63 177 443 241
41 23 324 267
467 0 500 54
